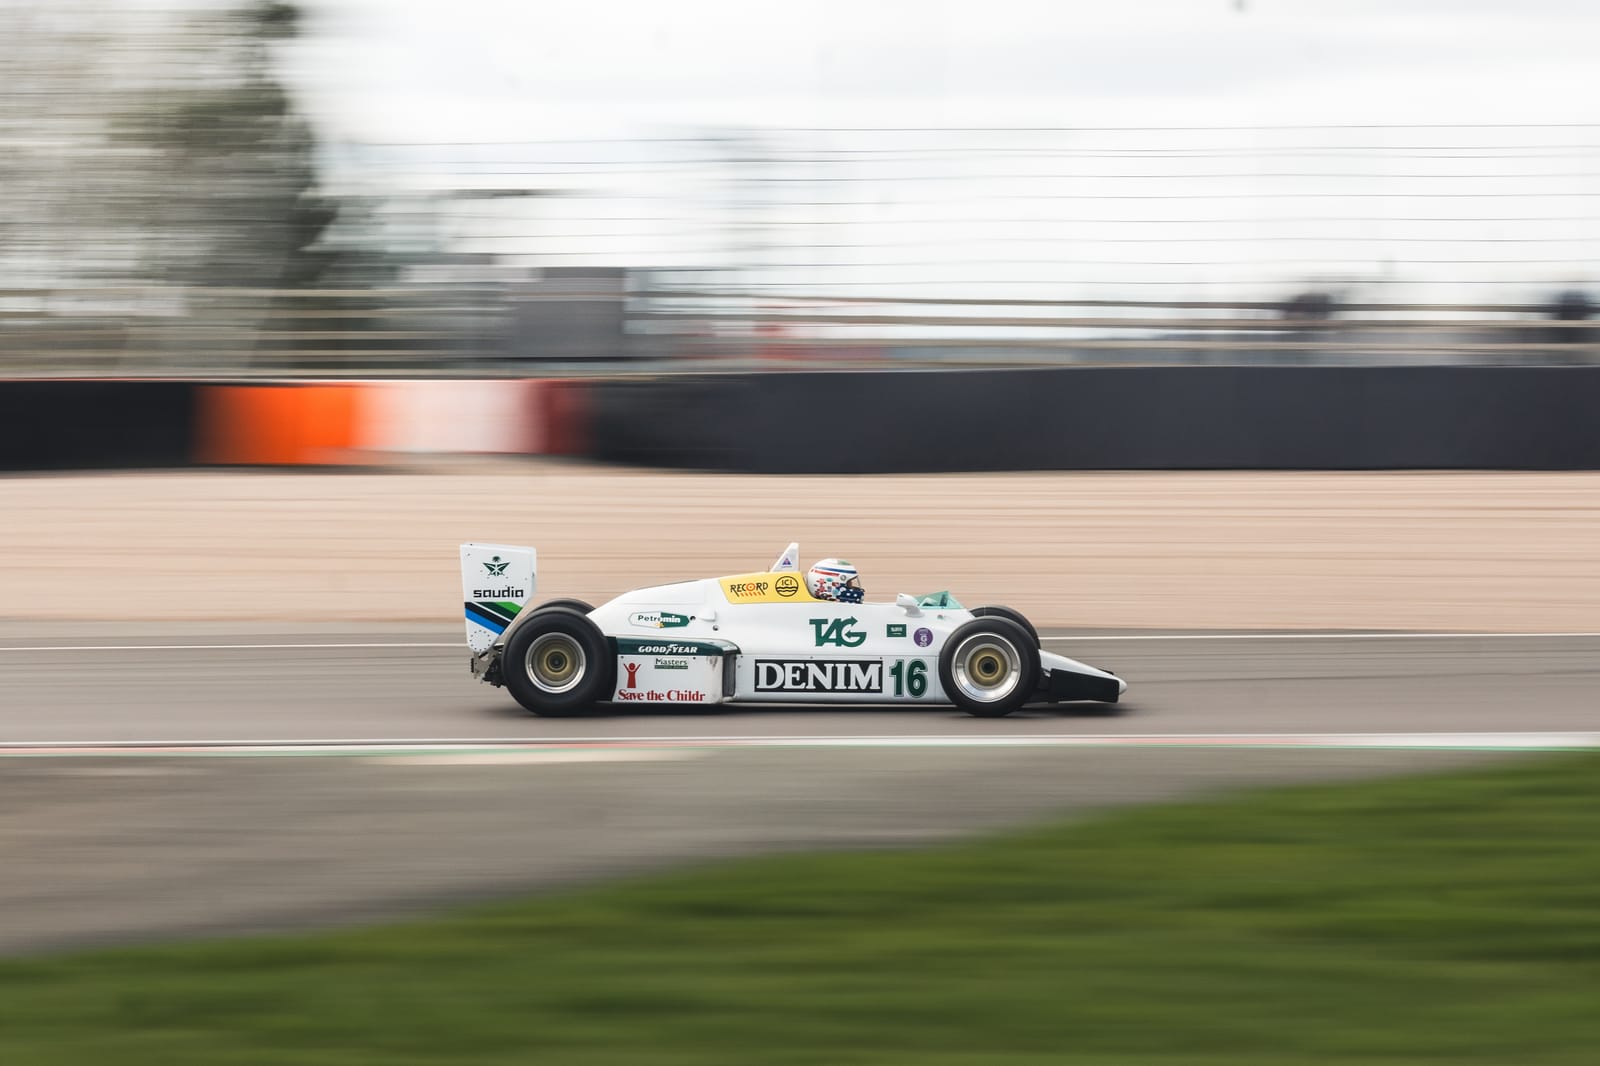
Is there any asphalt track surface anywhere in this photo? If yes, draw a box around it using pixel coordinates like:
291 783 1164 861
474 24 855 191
2 625 1597 955
4 625 1599 745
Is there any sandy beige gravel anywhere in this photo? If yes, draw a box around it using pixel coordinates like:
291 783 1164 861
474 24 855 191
2 462 1598 630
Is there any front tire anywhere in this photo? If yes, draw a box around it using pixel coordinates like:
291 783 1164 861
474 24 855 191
938 617 1039 718
970 605 1039 648
503 607 611 717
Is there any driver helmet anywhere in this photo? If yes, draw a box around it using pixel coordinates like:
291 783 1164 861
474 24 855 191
807 558 865 603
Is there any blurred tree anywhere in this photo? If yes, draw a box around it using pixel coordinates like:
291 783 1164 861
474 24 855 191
0 2 140 287
116 1 338 290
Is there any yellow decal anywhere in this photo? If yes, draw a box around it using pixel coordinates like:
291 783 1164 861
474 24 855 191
719 571 819 604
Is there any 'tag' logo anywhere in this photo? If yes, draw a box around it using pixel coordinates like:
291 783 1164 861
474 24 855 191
810 617 866 648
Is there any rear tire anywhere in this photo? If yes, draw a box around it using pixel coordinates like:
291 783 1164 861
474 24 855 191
503 607 611 717
970 605 1039 648
938 617 1039 718
529 597 595 616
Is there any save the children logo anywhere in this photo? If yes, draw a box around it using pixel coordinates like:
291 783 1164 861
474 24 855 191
624 662 641 689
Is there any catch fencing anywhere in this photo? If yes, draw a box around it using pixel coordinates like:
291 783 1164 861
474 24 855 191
6 124 1600 376
2 283 1596 379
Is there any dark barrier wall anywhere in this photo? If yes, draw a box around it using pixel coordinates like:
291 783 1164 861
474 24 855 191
5 367 1597 473
585 375 750 469
586 366 1600 473
0 380 198 471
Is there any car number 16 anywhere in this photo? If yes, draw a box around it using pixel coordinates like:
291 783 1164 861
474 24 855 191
889 659 928 698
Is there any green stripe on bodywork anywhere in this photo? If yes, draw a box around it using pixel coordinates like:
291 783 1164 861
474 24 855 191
470 598 521 624
469 601 519 626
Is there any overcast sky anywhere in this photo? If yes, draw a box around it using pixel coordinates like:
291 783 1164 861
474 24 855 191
292 0 1600 141
276 1 1600 301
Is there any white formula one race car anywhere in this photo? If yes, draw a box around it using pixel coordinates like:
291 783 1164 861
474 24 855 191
460 542 1125 718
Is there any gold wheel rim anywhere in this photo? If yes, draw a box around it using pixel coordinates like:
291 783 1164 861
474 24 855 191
951 634 1022 703
526 633 586 694
971 652 1005 684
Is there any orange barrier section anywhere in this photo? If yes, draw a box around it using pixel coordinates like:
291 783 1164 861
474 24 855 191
195 383 364 466
195 380 591 464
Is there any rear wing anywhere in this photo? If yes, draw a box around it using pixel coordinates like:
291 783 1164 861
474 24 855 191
460 543 536 653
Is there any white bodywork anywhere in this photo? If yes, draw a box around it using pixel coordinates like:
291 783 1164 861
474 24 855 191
462 542 1126 707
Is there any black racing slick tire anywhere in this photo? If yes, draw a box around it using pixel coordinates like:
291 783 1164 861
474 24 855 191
938 617 1040 718
502 607 612 717
529 597 595 616
969 605 1040 649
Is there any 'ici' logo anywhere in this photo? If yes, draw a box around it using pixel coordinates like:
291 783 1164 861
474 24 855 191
624 662 641 689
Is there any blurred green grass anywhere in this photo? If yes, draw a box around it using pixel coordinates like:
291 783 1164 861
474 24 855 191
4 752 1600 1065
